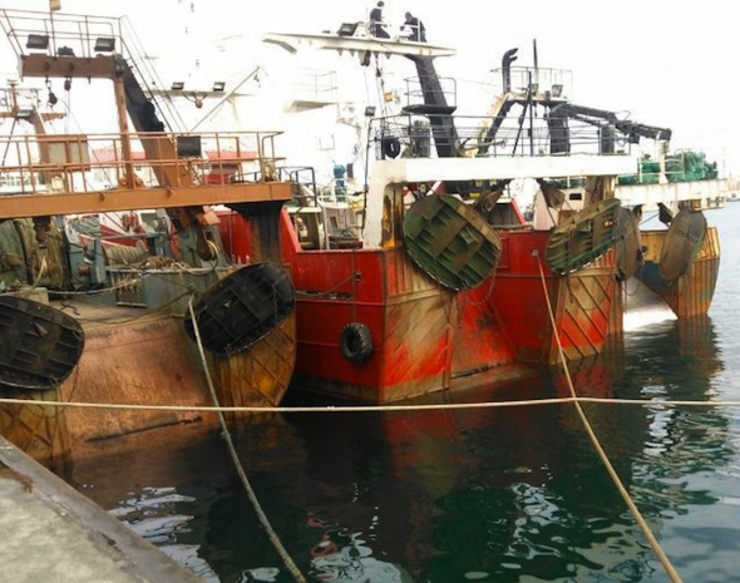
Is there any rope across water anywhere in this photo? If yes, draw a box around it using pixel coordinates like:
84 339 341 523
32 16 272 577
187 296 308 583
535 253 684 583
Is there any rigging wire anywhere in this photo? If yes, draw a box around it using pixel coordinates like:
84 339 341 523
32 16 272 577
0 117 16 166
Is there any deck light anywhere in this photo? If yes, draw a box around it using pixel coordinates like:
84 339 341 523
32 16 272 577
177 134 202 158
364 106 376 117
94 37 116 52
56 46 75 57
26 34 49 50
212 81 225 92
15 108 34 120
170 81 185 91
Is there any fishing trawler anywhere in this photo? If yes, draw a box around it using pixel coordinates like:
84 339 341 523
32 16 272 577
0 8 297 463
217 27 727 403
490 57 725 328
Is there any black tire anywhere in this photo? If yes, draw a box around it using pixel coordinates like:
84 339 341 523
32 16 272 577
339 322 374 364
381 137 401 159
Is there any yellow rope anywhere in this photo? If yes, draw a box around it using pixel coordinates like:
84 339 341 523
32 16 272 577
0 396 575 412
0 395 738 413
32 256 48 289
186 297 308 583
536 255 683 583
578 397 734 407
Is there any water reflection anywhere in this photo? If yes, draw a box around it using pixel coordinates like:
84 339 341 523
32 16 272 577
612 316 740 580
45 311 740 582
306 515 413 582
238 314 732 582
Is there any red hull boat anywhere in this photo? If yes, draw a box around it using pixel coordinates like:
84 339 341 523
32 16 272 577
219 191 621 403
216 36 724 404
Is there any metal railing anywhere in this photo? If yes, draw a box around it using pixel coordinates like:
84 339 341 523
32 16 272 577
0 8 119 61
489 66 574 100
403 75 457 110
0 129 286 196
292 69 339 105
369 112 639 160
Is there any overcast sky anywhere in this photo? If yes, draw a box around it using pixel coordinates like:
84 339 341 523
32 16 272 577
2 0 738 172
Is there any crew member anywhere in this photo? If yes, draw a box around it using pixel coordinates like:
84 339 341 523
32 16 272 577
369 1 390 38
404 11 426 42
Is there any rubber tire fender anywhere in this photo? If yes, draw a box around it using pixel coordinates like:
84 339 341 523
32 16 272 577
339 322 374 364
381 136 401 159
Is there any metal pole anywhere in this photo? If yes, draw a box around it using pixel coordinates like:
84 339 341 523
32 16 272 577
528 71 534 156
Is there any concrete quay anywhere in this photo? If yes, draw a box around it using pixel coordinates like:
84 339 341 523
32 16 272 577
0 435 201 583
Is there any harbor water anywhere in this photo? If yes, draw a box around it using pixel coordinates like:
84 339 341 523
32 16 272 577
56 203 740 582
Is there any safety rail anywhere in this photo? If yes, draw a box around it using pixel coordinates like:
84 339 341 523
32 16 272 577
1 9 195 136
0 129 285 196
489 66 574 101
291 69 339 105
237 165 319 206
0 85 45 115
0 9 121 61
403 75 457 110
370 113 640 159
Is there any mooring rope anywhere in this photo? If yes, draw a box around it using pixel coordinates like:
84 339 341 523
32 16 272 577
1 395 739 413
186 296 308 583
0 396 576 412
31 256 48 289
535 254 683 583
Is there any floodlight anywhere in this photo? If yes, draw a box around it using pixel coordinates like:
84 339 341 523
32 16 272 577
26 34 49 50
170 81 185 91
551 84 563 97
212 81 225 92
94 37 116 52
177 135 202 158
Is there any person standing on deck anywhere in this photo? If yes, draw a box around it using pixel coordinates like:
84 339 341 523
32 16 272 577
369 1 390 38
403 11 426 42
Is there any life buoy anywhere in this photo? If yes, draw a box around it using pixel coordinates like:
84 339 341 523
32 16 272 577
381 137 401 159
339 322 374 364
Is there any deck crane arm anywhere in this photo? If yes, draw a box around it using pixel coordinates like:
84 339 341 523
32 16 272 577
549 103 673 143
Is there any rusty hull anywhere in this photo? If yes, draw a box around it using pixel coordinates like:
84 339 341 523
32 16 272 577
0 298 297 464
638 227 720 318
